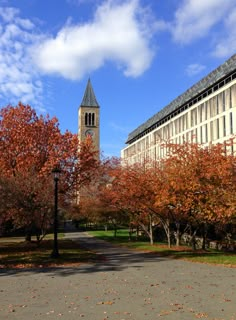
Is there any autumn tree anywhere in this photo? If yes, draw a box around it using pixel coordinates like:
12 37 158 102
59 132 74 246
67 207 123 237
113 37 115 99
99 160 159 245
0 103 99 240
70 156 127 236
162 141 236 248
100 141 236 248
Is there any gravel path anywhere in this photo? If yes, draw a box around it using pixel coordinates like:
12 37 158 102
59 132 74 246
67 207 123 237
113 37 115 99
0 232 235 320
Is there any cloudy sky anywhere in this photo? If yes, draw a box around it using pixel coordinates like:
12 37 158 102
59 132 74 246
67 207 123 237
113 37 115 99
0 0 236 157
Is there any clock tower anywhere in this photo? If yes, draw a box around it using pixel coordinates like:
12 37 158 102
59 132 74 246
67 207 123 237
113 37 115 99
78 79 100 155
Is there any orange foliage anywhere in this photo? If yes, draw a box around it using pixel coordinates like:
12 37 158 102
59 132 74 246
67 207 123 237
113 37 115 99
163 141 236 223
0 103 99 233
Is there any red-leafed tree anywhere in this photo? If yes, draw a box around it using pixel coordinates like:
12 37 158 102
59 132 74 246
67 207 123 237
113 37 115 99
70 156 127 236
99 141 236 248
0 103 99 240
98 159 160 245
162 141 236 248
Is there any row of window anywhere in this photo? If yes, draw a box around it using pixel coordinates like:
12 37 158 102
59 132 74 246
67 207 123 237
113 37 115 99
128 141 235 165
172 85 236 134
123 110 234 158
154 86 235 140
85 112 96 126
128 75 236 144
123 83 236 160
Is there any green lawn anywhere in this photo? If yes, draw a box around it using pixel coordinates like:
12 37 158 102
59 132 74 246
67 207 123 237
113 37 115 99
88 229 236 267
0 236 98 269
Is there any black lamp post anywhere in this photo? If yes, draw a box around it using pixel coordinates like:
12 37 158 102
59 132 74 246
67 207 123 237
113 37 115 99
51 167 61 258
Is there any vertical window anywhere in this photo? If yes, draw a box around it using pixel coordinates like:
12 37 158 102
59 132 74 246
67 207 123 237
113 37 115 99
230 112 233 134
219 91 226 113
167 124 170 139
205 124 208 143
232 84 236 109
217 118 220 139
210 98 213 118
223 91 225 112
170 122 173 136
178 118 181 132
210 121 213 141
216 95 219 114
225 88 231 110
191 109 198 126
218 93 222 113
191 110 194 127
85 112 96 126
198 104 202 122
223 115 226 137
199 104 203 122
205 101 208 120
186 113 189 129
175 119 179 134
210 97 217 118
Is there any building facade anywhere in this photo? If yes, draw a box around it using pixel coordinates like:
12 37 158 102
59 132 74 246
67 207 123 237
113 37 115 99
78 79 100 154
121 54 236 164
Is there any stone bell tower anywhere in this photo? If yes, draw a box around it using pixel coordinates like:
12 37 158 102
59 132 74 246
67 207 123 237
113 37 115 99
78 79 100 155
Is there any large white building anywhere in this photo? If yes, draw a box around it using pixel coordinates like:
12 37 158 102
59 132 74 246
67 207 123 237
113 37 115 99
121 54 236 164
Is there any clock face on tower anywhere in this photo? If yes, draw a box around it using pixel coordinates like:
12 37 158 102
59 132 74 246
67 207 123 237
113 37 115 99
85 129 94 138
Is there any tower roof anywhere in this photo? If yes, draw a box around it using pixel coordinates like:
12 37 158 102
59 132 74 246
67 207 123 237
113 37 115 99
80 79 99 108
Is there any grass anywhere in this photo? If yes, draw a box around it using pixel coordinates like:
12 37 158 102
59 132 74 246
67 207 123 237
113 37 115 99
1 230 235 268
88 229 236 267
0 236 98 269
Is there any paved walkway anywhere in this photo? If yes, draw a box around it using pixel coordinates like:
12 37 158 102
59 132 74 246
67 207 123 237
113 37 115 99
0 232 235 320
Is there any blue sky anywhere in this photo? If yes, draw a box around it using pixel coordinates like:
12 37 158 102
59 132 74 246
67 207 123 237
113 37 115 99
0 0 236 157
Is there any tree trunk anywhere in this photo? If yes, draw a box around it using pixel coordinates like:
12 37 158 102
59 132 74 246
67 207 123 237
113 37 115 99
139 220 153 245
167 228 171 248
113 224 117 238
128 225 132 241
201 223 207 250
190 229 197 250
25 232 31 242
149 215 154 246
136 226 139 240
161 219 171 248
175 222 181 246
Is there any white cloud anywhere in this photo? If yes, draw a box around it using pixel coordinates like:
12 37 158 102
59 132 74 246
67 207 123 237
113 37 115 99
186 63 206 76
33 0 157 80
0 6 44 111
172 0 235 44
213 8 236 58
0 7 19 23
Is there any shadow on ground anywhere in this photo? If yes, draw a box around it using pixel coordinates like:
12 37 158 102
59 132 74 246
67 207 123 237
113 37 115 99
1 232 234 277
0 233 171 276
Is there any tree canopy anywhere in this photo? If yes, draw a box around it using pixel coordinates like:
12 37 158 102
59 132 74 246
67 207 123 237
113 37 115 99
0 103 99 238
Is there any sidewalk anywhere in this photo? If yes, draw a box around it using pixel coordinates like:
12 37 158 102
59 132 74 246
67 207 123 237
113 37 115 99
0 232 235 320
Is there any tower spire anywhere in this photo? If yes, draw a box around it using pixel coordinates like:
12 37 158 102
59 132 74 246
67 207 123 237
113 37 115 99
78 79 100 156
80 79 99 107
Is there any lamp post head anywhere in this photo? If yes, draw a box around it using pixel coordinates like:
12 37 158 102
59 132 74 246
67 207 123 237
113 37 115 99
52 167 61 180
